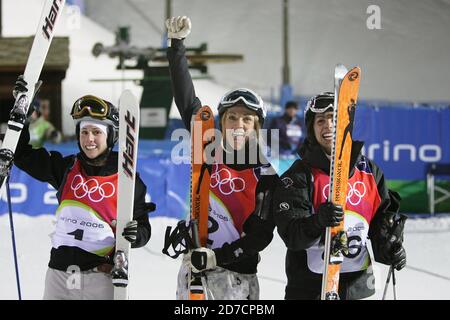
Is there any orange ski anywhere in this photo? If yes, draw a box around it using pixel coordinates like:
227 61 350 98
189 105 215 300
321 66 361 300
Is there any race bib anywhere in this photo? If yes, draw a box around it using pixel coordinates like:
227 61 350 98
52 200 115 256
207 193 240 249
306 211 371 274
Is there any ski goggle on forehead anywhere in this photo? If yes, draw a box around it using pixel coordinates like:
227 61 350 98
71 95 110 120
220 89 263 111
305 96 334 114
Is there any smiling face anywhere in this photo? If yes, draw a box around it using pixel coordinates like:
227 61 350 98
313 111 334 155
221 105 259 150
79 125 108 159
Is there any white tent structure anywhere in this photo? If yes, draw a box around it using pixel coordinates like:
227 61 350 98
84 0 450 103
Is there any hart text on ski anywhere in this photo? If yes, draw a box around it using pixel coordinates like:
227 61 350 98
122 111 136 179
42 0 64 40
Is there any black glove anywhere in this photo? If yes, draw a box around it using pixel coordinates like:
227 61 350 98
313 202 344 229
122 220 139 244
0 149 15 176
374 213 407 271
390 244 406 271
12 75 42 114
12 75 28 99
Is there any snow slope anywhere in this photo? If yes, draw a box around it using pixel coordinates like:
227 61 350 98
1 214 449 300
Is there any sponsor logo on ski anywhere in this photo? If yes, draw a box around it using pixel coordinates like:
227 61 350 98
122 110 136 178
334 161 343 202
348 71 359 81
193 195 201 217
200 109 211 121
42 0 64 40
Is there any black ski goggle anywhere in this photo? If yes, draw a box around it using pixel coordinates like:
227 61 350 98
305 96 334 114
71 95 110 120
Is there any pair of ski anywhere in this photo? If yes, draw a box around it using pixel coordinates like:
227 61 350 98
0 0 140 300
161 106 213 300
321 64 361 300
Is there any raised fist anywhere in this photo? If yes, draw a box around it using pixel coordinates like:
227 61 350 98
165 16 191 46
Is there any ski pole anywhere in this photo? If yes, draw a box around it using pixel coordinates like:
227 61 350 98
382 265 393 300
6 177 22 300
392 267 397 300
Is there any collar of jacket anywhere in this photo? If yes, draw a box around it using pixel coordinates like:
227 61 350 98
77 151 118 176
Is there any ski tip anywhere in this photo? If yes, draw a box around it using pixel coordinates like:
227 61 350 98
344 66 361 83
347 66 362 77
335 64 348 79
119 89 139 110
119 90 137 105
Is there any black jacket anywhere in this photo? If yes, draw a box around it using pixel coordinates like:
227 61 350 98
273 140 401 299
13 126 152 272
167 39 277 274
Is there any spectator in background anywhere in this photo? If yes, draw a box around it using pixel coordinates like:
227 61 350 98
29 99 62 148
268 101 304 156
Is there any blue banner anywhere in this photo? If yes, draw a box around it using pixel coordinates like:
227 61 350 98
352 105 450 180
0 147 191 220
1 105 448 217
0 140 296 219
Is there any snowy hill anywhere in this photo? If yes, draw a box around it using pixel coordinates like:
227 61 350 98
1 214 449 300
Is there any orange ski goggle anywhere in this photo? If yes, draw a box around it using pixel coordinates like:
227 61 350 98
71 95 110 120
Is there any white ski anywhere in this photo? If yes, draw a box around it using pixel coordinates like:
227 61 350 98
0 0 66 194
113 90 140 300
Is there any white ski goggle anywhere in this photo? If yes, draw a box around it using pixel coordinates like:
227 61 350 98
220 88 264 112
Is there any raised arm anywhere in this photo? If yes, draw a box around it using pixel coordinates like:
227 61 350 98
166 16 202 131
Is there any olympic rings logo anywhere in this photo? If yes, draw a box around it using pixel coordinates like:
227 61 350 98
70 174 116 203
210 164 245 195
322 181 367 206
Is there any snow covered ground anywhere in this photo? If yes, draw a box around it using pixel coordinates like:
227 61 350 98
1 214 449 300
